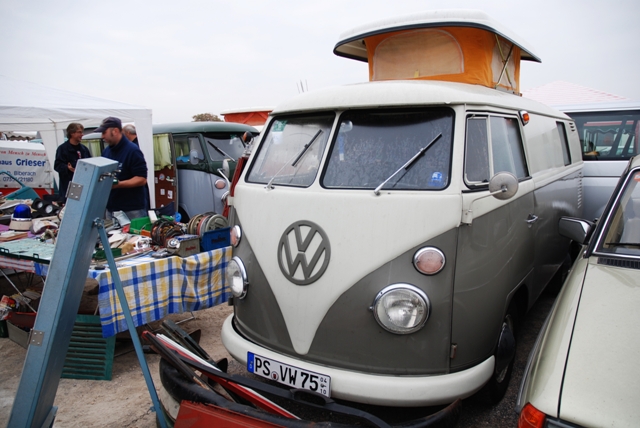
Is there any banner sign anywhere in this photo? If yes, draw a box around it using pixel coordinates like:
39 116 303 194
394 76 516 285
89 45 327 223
0 142 53 189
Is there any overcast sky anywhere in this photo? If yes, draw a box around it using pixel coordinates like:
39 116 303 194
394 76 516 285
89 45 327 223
1 0 639 124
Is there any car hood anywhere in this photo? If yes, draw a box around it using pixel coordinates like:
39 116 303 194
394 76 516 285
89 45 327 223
560 260 640 427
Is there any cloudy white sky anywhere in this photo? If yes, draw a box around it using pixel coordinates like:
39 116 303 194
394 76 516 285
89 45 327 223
1 0 639 124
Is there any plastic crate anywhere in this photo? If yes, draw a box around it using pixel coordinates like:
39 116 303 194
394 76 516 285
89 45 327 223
201 227 231 252
130 216 151 235
61 314 116 381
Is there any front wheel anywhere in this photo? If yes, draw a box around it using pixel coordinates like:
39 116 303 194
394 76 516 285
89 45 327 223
479 302 518 404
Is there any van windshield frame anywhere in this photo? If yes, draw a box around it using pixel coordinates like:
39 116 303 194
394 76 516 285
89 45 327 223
322 108 454 190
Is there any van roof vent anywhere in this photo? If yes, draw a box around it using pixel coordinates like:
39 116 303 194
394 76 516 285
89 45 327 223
334 9 540 95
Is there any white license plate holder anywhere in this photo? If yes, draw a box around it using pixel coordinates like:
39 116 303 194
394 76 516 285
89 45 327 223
247 352 331 397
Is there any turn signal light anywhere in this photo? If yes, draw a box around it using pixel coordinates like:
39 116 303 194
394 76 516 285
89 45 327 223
413 247 445 275
519 110 530 126
215 179 227 190
518 403 546 428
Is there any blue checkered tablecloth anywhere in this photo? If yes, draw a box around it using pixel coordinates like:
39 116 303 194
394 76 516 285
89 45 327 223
94 247 231 337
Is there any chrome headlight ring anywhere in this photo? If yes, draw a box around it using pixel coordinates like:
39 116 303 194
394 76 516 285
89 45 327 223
227 256 248 299
371 283 431 334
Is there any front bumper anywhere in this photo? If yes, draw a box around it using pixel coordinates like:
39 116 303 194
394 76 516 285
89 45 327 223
222 315 494 406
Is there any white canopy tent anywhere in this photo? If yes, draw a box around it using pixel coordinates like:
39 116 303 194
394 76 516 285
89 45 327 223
0 75 155 207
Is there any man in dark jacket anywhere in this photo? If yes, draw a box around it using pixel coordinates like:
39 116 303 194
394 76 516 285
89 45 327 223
95 116 148 220
54 123 91 202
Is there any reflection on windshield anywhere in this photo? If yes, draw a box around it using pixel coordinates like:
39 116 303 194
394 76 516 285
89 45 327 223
599 170 640 257
247 114 334 187
323 109 453 190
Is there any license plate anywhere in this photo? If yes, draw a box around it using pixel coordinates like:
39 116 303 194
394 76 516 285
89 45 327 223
247 352 331 397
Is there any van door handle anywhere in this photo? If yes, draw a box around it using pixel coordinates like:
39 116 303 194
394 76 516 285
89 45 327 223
165 177 174 183
526 214 539 225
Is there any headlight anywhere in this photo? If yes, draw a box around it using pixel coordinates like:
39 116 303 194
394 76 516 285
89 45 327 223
227 256 248 299
372 284 430 334
413 247 445 275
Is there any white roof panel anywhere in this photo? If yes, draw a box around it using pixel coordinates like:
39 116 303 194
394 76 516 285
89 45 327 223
334 9 541 63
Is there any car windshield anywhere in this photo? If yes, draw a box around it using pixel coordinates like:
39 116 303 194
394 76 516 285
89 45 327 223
247 113 334 187
322 108 454 190
204 134 246 161
597 169 640 257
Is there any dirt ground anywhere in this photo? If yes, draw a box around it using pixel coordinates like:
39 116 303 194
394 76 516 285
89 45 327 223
0 271 235 428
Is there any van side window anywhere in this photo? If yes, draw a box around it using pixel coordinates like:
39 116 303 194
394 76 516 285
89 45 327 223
465 115 528 186
556 122 571 166
174 135 204 165
465 118 490 182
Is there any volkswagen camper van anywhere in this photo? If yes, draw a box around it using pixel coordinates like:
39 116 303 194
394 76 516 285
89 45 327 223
83 122 258 220
221 10 583 408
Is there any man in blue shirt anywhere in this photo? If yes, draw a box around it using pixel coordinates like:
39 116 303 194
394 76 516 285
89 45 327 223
95 116 148 220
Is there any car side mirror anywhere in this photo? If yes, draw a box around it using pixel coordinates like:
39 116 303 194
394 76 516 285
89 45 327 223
558 217 594 245
222 159 230 179
489 171 519 200
189 149 202 165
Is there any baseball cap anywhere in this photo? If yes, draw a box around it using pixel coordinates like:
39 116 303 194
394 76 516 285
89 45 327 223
94 116 122 132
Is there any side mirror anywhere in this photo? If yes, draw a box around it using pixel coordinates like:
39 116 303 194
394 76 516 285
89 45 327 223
558 217 594 245
489 171 519 200
241 131 254 146
189 150 202 165
222 159 230 179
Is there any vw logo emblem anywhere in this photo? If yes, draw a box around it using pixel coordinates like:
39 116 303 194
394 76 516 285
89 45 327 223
278 221 331 285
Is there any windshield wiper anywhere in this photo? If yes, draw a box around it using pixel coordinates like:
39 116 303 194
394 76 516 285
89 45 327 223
206 140 236 162
374 133 442 195
266 129 323 190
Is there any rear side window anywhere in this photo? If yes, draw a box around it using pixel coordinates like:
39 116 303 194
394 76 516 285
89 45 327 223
556 122 571 166
465 115 529 185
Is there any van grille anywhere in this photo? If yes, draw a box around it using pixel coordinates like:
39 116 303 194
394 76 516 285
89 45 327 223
597 257 640 270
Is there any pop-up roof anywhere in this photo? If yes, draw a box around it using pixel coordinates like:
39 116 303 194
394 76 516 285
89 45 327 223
334 9 540 94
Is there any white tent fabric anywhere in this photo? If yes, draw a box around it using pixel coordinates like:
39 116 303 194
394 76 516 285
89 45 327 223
0 75 155 206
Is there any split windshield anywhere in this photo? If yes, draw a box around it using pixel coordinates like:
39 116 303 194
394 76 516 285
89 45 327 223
247 108 454 190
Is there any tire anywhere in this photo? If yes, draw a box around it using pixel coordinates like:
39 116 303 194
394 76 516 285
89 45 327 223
479 301 518 405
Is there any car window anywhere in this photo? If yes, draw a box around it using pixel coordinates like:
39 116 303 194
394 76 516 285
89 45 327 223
203 134 246 161
247 113 334 187
556 122 571 166
569 111 640 161
174 135 203 165
597 170 640 257
464 115 528 186
322 108 454 190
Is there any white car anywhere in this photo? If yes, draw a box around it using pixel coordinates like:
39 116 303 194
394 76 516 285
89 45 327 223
516 155 640 427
